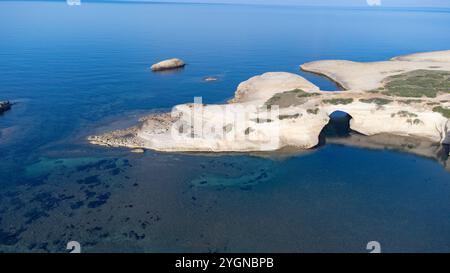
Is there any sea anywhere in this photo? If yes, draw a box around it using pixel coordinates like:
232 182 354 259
1 0 450 252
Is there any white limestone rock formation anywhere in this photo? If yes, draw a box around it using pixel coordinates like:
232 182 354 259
89 50 450 153
229 72 320 103
151 58 185 71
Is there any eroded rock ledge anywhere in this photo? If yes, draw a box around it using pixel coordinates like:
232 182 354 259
89 50 450 153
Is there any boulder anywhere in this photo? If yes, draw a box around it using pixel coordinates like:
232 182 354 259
0 101 11 114
203 76 219 82
151 58 185 71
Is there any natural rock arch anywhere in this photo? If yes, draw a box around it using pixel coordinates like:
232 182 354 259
318 110 354 146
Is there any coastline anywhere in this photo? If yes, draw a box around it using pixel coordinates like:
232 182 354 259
88 50 450 156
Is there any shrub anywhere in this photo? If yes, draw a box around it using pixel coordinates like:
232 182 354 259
359 98 393 105
378 70 450 98
322 98 354 105
307 108 319 115
432 106 450 118
278 113 300 120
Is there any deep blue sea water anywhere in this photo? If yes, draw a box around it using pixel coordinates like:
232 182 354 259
1 1 450 252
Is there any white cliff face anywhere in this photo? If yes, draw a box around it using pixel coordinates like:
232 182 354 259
89 50 450 153
128 103 330 152
135 103 284 152
278 110 329 149
321 102 449 143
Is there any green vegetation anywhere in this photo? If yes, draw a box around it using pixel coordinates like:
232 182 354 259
376 70 450 98
406 118 423 125
413 119 422 125
398 99 423 104
265 89 320 108
278 113 300 120
322 98 354 105
359 98 393 105
432 106 450 118
251 118 272 123
292 89 320 97
397 111 418 118
307 108 319 115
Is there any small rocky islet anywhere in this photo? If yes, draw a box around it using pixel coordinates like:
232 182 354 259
203 76 219 82
0 101 12 114
150 58 185 71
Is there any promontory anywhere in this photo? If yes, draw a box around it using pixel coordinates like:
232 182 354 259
89 50 450 153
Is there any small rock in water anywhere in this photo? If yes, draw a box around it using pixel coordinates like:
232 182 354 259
151 58 185 71
131 148 145 154
203 76 219 82
0 101 12 114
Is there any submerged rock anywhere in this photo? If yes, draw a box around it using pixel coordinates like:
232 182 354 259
0 101 12 114
151 58 185 71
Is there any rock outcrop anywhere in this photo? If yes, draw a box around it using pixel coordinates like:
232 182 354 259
229 72 320 103
204 76 219 82
0 101 11 114
89 50 450 154
151 58 185 71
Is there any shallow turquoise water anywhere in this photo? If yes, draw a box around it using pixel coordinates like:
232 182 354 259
0 1 450 252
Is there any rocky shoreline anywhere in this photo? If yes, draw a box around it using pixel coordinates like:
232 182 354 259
88 50 450 155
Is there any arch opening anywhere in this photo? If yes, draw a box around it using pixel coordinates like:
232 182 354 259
318 111 354 146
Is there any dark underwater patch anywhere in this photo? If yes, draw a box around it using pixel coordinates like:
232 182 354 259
24 208 49 224
31 192 58 210
70 201 84 209
77 175 101 185
9 197 25 211
0 227 25 246
125 230 145 240
87 192 111 208
109 168 121 176
76 159 110 172
84 189 96 199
